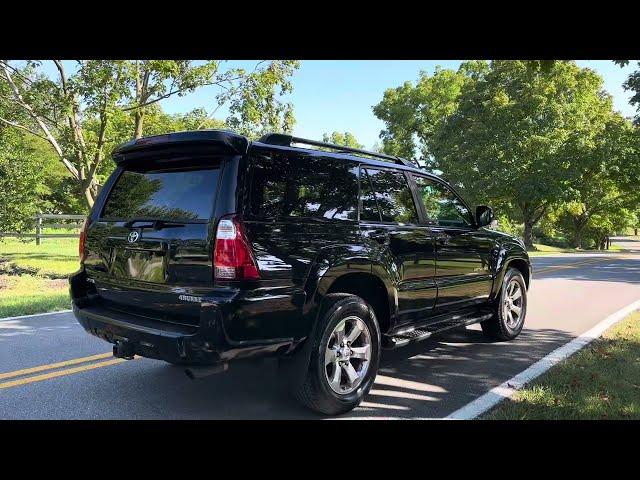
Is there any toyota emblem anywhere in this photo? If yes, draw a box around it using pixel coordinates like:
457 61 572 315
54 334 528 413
127 231 140 243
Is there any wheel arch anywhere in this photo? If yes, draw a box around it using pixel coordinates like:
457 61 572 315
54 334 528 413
324 272 393 334
491 246 532 300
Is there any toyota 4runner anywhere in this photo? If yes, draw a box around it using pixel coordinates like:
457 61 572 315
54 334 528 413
70 129 531 415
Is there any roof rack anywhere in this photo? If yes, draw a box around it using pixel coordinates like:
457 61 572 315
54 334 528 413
257 133 417 168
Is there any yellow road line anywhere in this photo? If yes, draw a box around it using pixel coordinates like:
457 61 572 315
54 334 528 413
0 357 134 390
0 352 114 381
534 257 612 275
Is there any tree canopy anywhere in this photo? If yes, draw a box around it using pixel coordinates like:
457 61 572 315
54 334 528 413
374 60 638 247
0 60 300 208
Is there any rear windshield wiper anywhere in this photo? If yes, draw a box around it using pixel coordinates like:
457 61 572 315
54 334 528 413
123 219 186 230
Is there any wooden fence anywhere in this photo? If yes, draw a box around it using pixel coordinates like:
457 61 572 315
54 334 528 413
0 213 85 245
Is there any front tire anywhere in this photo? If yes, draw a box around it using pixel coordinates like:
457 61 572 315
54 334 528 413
481 268 527 341
291 294 381 416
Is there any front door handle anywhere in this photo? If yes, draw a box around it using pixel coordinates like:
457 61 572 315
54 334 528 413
436 233 451 246
370 229 390 246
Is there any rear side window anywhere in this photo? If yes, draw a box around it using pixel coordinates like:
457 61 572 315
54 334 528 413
248 153 358 221
102 166 220 221
361 168 418 224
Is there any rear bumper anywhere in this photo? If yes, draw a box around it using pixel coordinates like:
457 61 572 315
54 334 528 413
69 270 297 365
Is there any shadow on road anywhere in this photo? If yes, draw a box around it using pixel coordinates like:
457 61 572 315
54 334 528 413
535 258 640 285
81 325 577 419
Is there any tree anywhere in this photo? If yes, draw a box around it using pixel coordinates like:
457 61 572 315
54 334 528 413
0 60 300 208
615 60 640 125
431 61 613 248
372 61 488 163
0 129 49 233
321 131 363 149
223 60 299 138
555 114 639 248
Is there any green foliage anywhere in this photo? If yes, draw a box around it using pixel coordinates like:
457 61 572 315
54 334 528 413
433 61 611 211
0 60 301 210
0 130 48 232
616 60 640 125
321 131 363 149
224 61 300 138
374 60 639 248
373 63 482 161
553 115 639 248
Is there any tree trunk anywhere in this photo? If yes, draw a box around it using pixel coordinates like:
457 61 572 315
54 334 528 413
81 179 97 208
635 228 638 236
574 229 582 250
523 221 534 249
134 110 144 139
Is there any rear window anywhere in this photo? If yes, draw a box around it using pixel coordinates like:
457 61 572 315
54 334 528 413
101 166 220 221
247 153 358 221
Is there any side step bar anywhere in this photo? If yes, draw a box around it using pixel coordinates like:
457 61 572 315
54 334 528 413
382 311 494 349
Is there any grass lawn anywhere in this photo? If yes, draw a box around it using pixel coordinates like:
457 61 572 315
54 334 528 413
527 243 622 256
0 237 78 318
485 312 640 420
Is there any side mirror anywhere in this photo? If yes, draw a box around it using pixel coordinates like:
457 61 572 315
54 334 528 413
476 205 494 228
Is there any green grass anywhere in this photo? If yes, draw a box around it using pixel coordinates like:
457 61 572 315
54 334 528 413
485 312 640 420
527 243 622 256
0 237 79 277
0 238 78 318
0 274 70 318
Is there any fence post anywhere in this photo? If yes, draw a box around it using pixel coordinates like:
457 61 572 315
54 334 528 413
35 213 42 246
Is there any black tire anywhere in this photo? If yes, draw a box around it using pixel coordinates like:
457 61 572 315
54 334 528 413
481 268 527 341
290 293 381 416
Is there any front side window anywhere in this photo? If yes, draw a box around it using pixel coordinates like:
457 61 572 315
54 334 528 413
413 175 472 227
359 169 380 222
248 153 358 221
362 168 418 224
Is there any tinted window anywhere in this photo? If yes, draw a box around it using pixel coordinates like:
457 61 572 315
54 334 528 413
365 168 418 224
359 169 380 222
102 167 219 221
248 154 358 221
413 176 472 227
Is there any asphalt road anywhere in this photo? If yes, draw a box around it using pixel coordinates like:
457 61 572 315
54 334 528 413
1 237 639 419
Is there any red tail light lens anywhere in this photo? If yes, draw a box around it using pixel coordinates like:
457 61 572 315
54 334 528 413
213 215 260 281
79 217 91 263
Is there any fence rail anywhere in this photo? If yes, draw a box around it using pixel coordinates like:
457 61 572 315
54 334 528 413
0 213 85 244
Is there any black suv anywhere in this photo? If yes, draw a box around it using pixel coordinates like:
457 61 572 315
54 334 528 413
70 130 531 415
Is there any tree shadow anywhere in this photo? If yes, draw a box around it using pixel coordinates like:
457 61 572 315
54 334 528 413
535 259 640 285
64 325 578 419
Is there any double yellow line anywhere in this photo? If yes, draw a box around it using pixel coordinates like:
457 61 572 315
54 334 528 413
534 256 618 276
0 352 135 390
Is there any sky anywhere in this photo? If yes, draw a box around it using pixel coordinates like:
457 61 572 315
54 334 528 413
38 60 639 150
156 60 640 149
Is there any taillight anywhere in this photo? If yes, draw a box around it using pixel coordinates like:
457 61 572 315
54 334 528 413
79 217 91 263
213 214 260 281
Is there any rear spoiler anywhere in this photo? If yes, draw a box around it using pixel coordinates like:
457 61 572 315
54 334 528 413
112 130 250 165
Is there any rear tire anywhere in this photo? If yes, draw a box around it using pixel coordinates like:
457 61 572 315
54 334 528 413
290 294 381 416
481 268 527 341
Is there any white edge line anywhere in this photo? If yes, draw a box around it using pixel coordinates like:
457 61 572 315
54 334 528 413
442 298 640 420
0 309 72 322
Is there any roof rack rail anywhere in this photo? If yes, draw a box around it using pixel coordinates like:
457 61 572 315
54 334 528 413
257 133 417 168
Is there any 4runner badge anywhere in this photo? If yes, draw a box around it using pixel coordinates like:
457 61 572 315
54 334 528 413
179 294 202 303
